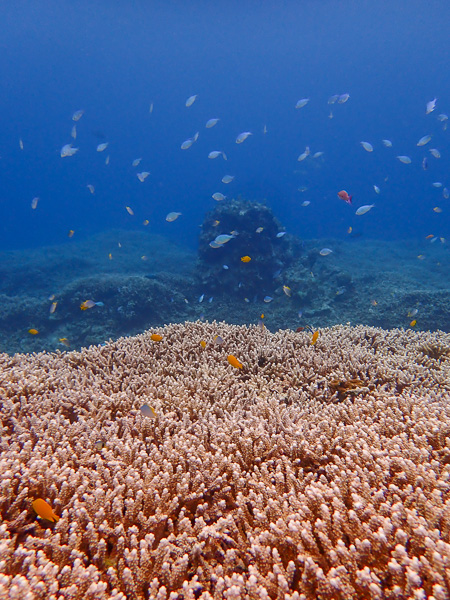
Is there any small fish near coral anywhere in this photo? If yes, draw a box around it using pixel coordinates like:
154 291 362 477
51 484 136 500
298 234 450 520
227 354 243 369
32 498 60 523
311 331 319 345
80 300 104 310
140 404 156 418
329 378 365 400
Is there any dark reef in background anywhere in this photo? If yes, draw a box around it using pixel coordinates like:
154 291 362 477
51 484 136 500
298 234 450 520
0 217 449 354
196 199 302 297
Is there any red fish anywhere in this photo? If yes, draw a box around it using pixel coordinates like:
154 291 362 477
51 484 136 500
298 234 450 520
338 190 352 204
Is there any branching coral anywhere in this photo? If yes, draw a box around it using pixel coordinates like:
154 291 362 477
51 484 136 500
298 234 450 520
0 322 449 599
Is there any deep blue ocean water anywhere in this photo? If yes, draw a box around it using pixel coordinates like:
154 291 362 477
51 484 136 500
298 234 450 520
1 0 449 254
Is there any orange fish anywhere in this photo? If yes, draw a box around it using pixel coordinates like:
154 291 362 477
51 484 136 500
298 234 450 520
338 190 352 205
241 256 251 263
200 340 206 348
227 354 243 369
311 331 319 345
150 333 163 342
68 230 75 238
410 320 417 327
32 498 60 522
80 300 96 310
28 328 39 335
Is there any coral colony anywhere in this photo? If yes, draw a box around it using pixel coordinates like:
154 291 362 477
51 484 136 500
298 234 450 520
1 321 450 598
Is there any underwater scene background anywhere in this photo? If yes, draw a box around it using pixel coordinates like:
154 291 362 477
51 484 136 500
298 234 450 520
1 0 450 353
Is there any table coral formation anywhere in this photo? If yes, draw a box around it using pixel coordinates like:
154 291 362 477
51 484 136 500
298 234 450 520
1 322 450 599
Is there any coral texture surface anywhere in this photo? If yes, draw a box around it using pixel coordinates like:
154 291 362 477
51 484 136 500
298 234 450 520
1 322 450 599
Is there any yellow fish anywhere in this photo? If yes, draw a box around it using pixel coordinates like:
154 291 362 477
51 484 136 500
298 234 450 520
150 333 163 342
410 320 417 327
283 285 291 296
80 300 96 310
28 328 39 335
140 404 156 418
241 256 251 263
311 331 319 345
200 340 206 348
212 220 220 227
143 220 149 226
227 354 243 369
59 338 70 347
32 498 59 522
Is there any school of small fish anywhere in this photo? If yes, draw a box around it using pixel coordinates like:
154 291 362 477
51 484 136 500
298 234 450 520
41 91 447 256
16 85 449 348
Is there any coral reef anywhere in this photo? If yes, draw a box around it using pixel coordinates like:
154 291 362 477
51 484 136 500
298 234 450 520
1 322 450 599
0 227 449 354
196 199 302 297
0 231 197 354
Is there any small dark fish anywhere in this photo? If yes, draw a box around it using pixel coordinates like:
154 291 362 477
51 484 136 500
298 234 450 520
296 325 314 333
